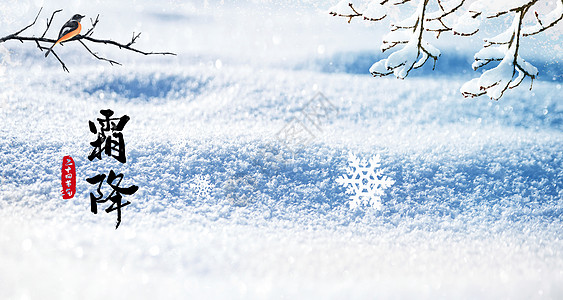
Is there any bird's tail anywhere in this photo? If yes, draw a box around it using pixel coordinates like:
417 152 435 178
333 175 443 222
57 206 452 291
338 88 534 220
45 43 56 57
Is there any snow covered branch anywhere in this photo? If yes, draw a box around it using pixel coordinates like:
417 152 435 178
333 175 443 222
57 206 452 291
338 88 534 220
523 0 563 36
461 1 539 100
329 0 559 100
0 8 176 72
425 0 465 35
369 0 441 78
329 2 363 23
329 1 388 23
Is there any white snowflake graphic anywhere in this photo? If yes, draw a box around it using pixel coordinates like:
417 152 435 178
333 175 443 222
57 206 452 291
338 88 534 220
336 153 395 210
189 174 213 199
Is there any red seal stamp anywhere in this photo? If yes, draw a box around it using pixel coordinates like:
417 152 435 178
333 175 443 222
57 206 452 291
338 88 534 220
61 156 76 199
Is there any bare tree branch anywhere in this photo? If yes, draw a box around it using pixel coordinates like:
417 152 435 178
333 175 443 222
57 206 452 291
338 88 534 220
330 1 389 23
41 9 63 38
0 8 176 72
35 39 68 72
78 40 121 66
329 3 364 23
393 0 412 5
83 14 100 37
49 49 69 73
79 35 176 56
12 8 42 37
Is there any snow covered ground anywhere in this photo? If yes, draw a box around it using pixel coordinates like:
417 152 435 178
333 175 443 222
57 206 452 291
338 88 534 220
1 0 562 299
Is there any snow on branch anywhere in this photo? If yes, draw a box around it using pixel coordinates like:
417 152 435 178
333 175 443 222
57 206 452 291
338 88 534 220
461 3 538 100
329 0 559 100
522 0 563 36
425 0 465 35
452 0 540 36
369 0 441 78
0 8 176 72
329 1 388 23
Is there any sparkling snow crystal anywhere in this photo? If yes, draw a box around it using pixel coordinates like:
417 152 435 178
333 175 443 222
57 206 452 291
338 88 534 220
337 153 395 210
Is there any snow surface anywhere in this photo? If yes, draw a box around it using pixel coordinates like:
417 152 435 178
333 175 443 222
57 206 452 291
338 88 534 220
1 0 562 299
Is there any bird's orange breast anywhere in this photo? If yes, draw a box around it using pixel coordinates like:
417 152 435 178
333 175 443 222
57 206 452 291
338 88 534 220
56 22 81 45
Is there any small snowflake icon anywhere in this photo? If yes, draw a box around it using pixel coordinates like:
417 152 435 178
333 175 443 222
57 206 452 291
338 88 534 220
189 174 213 199
336 153 395 210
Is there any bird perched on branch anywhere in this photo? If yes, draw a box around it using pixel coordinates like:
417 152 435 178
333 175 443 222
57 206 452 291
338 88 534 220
45 14 85 57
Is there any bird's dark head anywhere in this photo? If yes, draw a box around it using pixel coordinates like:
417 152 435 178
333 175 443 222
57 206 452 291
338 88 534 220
72 14 85 21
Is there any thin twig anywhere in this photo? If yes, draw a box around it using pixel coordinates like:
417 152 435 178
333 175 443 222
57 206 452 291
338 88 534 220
78 40 121 66
80 35 177 56
41 9 62 38
427 0 465 21
393 0 412 5
83 14 100 37
51 50 69 72
13 8 42 37
329 3 364 24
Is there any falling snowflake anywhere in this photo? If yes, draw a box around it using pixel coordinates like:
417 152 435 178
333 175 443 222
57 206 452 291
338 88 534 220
336 153 395 210
222 174 258 207
189 174 213 199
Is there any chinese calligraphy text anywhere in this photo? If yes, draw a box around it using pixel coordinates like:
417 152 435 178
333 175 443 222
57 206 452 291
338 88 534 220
87 109 138 229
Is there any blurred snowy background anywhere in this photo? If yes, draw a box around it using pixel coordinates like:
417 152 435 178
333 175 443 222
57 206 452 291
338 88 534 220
0 0 561 299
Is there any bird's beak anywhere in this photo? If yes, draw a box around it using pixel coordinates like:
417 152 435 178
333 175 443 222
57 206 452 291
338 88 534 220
79 15 85 19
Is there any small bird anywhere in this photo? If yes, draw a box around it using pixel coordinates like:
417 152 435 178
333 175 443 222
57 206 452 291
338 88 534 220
45 14 85 57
